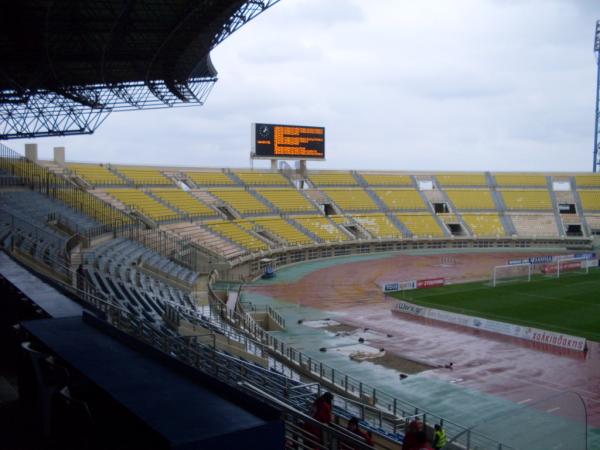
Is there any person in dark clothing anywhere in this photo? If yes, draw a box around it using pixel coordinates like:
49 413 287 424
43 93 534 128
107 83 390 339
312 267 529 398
347 417 373 446
415 430 433 450
403 417 424 450
305 392 333 448
312 392 333 423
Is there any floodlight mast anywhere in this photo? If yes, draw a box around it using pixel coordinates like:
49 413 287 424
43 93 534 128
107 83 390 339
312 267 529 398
594 20 600 172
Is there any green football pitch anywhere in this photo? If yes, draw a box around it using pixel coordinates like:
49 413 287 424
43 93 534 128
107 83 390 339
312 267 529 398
390 269 600 342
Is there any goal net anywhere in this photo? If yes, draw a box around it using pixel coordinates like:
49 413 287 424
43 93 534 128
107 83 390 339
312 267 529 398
492 262 532 287
539 257 590 278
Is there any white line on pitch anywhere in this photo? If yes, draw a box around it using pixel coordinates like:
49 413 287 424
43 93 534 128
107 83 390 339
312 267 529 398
546 407 561 413
518 398 532 404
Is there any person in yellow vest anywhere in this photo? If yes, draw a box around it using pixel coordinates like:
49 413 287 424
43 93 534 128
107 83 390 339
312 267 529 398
433 424 448 450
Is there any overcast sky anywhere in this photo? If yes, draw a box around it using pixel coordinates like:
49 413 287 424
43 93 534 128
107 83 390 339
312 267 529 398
17 0 600 172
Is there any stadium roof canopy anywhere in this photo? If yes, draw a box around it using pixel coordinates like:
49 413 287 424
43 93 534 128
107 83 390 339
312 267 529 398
0 0 281 140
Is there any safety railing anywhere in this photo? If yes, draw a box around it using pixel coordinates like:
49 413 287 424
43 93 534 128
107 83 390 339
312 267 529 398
207 279 511 450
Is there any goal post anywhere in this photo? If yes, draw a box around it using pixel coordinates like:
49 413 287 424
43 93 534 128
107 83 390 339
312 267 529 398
540 257 590 278
492 262 532 287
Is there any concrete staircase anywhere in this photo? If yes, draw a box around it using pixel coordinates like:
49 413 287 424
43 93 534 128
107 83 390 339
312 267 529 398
387 213 412 237
189 191 233 220
107 165 132 184
283 216 323 243
547 176 565 237
570 176 591 237
417 176 450 237
248 189 279 214
490 187 517 236
145 190 186 217
365 188 388 212
224 169 244 186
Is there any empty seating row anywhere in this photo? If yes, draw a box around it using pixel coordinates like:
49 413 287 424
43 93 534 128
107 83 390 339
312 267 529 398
105 189 180 221
396 213 445 237
509 214 559 237
436 173 488 186
234 171 289 186
575 175 600 187
115 167 173 185
578 190 600 211
239 217 313 246
256 188 315 212
461 213 505 237
309 172 357 186
68 163 126 185
291 215 350 242
186 171 234 186
446 189 496 210
151 189 215 217
323 188 377 211
205 221 269 251
493 174 547 186
209 189 271 214
500 190 552 210
352 213 403 239
360 173 412 186
162 222 247 259
0 190 100 232
373 189 426 210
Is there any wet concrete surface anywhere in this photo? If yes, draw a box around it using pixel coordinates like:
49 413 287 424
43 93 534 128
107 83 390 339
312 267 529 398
245 249 600 447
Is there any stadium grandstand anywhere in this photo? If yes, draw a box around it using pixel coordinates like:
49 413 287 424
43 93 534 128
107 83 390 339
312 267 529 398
1 141 599 449
1 3 599 450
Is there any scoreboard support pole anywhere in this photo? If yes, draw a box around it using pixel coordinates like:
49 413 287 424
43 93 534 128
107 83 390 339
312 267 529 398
299 160 307 177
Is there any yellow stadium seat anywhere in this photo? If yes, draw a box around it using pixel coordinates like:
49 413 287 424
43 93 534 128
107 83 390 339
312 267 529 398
500 190 552 210
234 171 288 185
578 190 600 211
396 213 445 237
186 171 234 186
292 215 350 242
152 189 215 217
240 217 313 246
210 189 271 214
256 188 316 212
105 189 180 221
374 189 426 210
115 167 172 185
445 189 496 210
360 174 413 186
575 175 600 187
323 188 377 211
353 213 403 238
309 172 358 186
68 163 125 185
462 214 505 236
436 174 487 186
494 174 547 186
205 220 269 251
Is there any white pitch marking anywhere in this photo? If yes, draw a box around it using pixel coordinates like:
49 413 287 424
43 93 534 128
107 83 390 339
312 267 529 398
545 407 561 413
518 398 532 404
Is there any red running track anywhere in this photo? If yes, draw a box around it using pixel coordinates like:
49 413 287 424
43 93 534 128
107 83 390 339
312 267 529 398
249 251 600 427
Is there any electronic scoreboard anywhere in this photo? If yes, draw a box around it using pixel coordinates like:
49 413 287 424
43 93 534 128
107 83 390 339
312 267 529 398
251 123 325 159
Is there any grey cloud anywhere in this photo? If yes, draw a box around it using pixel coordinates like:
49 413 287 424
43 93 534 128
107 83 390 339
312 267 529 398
19 0 598 172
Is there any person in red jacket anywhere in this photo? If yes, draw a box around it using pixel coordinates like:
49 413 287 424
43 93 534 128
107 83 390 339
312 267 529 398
312 392 333 424
347 417 374 447
414 430 434 450
403 416 425 450
305 392 333 448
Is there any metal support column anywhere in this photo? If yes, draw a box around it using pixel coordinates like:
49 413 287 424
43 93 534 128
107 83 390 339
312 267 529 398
593 20 600 172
